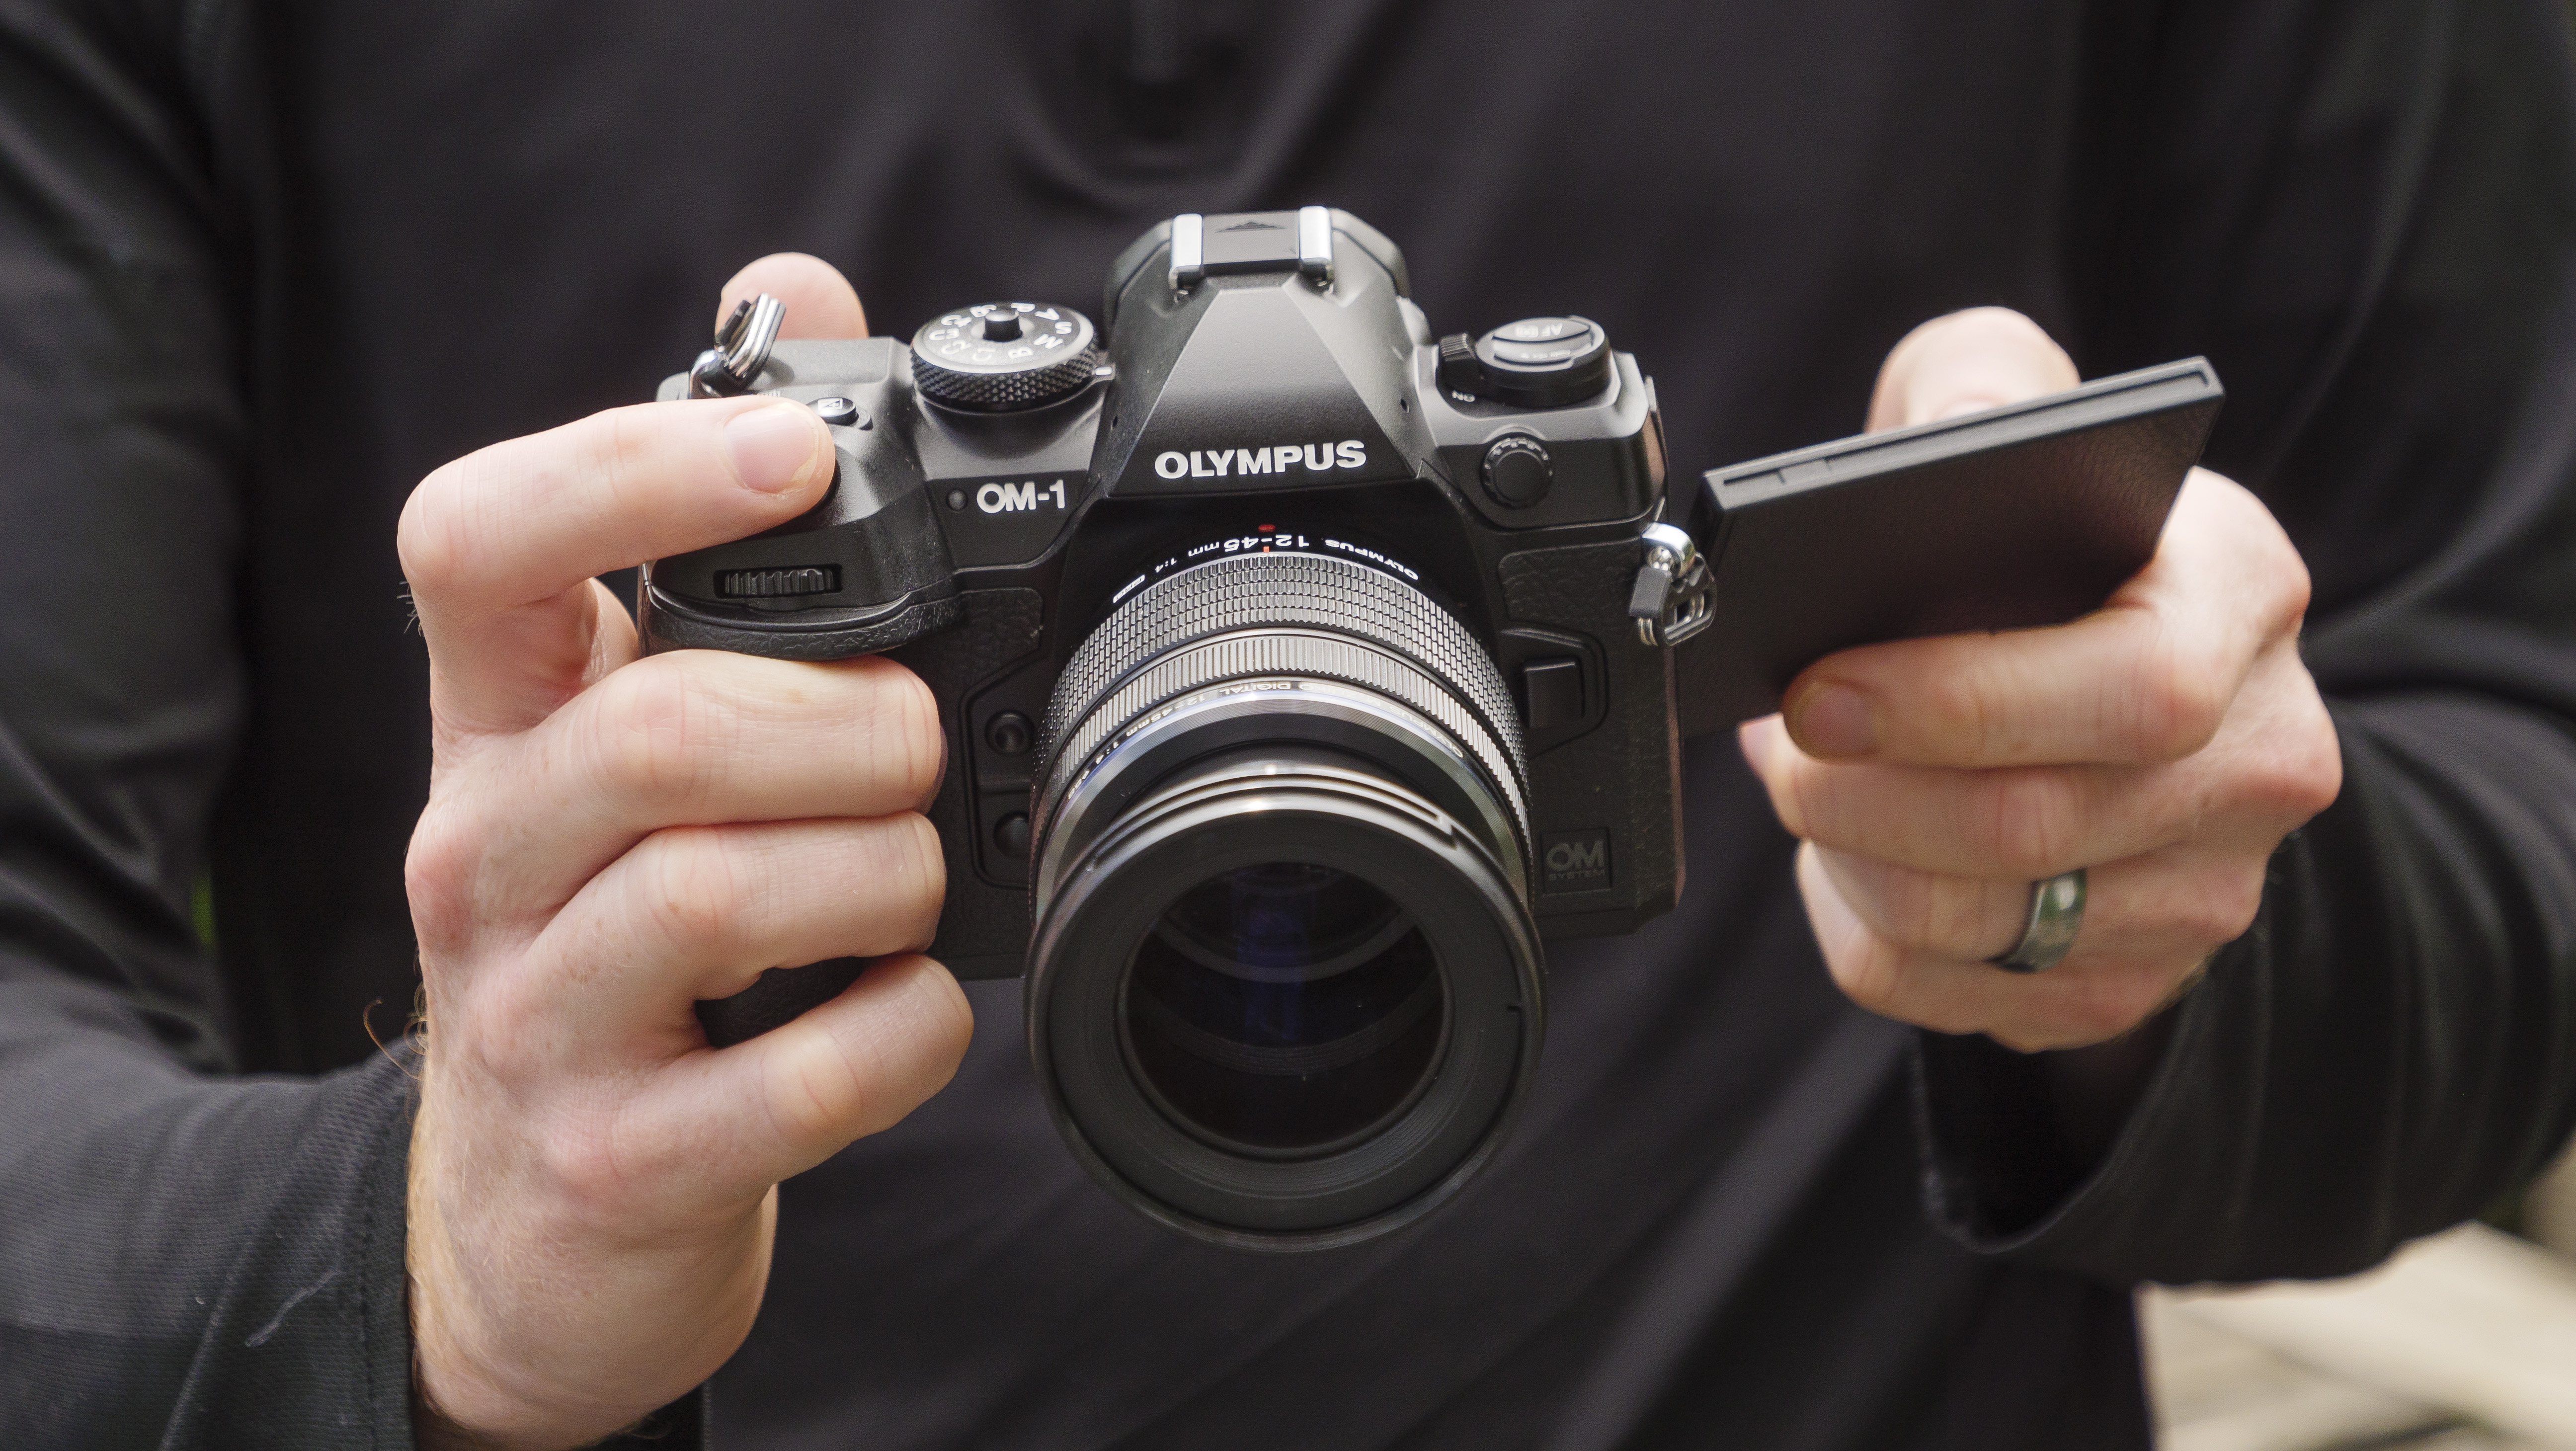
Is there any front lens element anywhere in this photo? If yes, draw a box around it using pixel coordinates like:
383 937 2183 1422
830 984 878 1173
1124 864 1445 1153
1154 861 1410 983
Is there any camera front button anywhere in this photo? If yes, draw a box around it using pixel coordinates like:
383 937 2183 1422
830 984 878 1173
985 711 1034 756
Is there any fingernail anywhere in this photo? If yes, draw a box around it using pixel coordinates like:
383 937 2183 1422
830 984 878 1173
724 403 826 494
1789 682 1879 757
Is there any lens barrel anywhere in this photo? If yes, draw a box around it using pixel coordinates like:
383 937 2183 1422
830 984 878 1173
1026 551 1541 1249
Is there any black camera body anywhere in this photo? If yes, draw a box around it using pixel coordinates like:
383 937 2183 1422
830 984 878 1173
645 207 1684 955
641 208 2219 1250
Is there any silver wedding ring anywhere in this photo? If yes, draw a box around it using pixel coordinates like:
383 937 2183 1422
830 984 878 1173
1991 868 2086 973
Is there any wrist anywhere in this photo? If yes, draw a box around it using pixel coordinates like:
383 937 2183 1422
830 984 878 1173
403 1090 622 1451
404 1094 769 1450
2031 996 2183 1167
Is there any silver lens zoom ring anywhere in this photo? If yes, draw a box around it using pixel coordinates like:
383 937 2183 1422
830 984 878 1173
1039 552 1526 784
1034 629 1530 858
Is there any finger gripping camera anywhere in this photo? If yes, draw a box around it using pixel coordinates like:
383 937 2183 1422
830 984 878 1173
642 208 2220 1250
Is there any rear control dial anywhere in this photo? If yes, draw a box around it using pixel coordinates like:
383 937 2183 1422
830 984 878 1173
910 302 1100 411
1472 316 1612 408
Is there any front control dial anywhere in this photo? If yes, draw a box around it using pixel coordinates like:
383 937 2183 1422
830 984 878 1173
1471 316 1612 408
910 302 1100 411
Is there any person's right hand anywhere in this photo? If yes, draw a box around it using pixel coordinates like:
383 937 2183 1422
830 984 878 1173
396 255 974 1451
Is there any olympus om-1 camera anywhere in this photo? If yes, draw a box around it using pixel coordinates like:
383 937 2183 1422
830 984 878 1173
642 207 2221 1250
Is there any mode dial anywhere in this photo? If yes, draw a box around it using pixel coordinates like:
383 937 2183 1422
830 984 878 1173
1471 316 1612 409
910 302 1101 412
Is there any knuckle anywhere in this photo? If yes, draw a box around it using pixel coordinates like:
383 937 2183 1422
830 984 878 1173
1869 869 1984 958
1764 765 1815 840
883 813 948 916
575 405 660 518
2131 642 2228 762
404 806 483 953
1986 770 2082 877
1875 872 1941 949
1826 934 1909 1016
2259 527 2315 636
2282 719 2345 819
1916 659 2002 758
765 1020 873 1146
1767 748 1836 842
589 658 730 806
2165 861 2266 948
637 825 747 957
848 815 946 951
396 463 474 598
2240 701 2344 824
852 661 946 800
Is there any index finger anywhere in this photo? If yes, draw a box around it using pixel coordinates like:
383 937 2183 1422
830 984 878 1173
399 396 835 737
1780 470 2310 767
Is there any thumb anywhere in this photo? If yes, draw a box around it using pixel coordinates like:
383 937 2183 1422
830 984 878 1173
717 252 871 340
1865 307 2077 432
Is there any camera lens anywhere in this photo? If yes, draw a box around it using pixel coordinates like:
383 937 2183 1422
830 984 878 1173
1023 550 1541 1249
1154 861 1411 987
1124 863 1444 1153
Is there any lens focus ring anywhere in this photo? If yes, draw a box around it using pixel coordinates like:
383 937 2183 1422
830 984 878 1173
1034 630 1528 864
1036 551 1525 805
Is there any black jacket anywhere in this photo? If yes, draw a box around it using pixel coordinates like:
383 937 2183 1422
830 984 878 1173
5 1 2576 1447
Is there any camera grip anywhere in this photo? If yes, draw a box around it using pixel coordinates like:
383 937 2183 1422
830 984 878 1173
1675 359 2223 735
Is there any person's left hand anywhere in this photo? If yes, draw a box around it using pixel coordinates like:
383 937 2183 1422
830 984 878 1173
1739 308 2343 1052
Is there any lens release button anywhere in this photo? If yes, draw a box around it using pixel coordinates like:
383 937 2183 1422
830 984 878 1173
1480 435 1554 507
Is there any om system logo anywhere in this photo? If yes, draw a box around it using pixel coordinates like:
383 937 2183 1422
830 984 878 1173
1153 441 1367 479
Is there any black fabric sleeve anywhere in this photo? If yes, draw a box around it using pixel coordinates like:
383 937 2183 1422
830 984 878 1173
1919 0 2576 1284
0 0 430 1441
